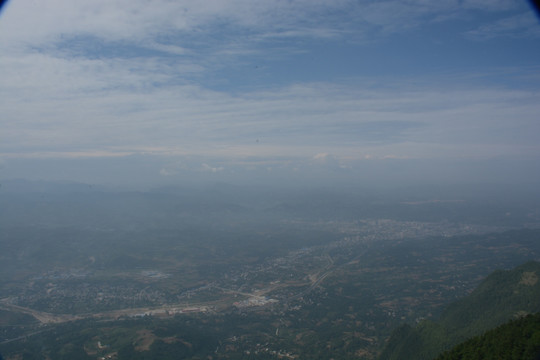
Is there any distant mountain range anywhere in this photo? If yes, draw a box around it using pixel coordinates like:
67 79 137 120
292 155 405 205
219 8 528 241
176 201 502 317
380 261 540 360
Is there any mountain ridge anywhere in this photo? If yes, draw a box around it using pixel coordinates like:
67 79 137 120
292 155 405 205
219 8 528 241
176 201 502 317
380 260 540 360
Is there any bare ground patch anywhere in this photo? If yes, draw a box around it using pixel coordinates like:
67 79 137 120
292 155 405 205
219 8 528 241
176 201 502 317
134 329 157 351
519 271 538 286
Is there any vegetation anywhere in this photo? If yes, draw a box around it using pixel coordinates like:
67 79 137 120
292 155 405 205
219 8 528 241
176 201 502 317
436 313 540 360
380 261 540 360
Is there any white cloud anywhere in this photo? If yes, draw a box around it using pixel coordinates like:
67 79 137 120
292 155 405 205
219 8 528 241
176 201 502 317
313 153 330 161
201 163 224 173
159 168 171 176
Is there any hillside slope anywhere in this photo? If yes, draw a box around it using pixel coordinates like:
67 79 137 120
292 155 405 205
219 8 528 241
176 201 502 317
380 261 540 360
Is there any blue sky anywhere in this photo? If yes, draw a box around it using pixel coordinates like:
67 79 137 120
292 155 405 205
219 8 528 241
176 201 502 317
1 0 539 187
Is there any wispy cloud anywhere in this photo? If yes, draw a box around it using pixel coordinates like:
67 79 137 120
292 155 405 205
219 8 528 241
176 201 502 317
1 0 528 52
465 12 540 40
2 61 538 160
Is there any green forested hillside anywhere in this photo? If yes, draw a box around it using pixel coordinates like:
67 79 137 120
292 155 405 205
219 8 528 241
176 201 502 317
380 261 540 360
436 313 540 360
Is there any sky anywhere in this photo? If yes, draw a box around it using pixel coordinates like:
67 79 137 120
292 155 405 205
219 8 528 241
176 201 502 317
1 0 540 188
